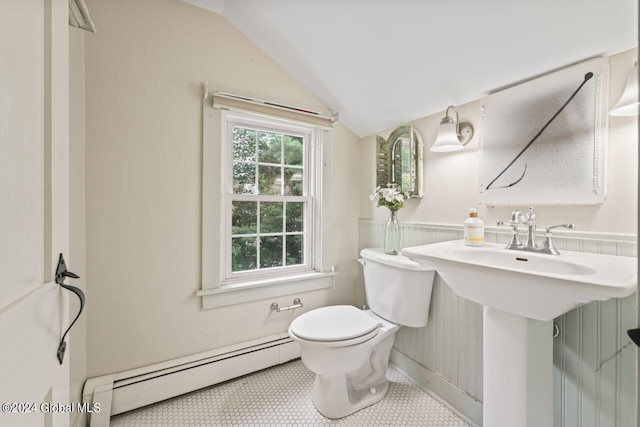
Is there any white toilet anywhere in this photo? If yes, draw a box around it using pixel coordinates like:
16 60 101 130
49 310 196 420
288 248 436 419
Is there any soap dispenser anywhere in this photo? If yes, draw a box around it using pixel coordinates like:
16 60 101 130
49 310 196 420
464 208 485 246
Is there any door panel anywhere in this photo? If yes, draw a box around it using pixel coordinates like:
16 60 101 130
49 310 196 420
0 0 70 426
0 286 63 426
0 0 46 309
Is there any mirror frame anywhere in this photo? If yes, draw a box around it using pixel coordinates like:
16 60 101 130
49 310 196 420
376 125 424 198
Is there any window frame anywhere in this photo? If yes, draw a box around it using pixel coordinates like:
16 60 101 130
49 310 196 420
222 113 316 283
199 103 334 310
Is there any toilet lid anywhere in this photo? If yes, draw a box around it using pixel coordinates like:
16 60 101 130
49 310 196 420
290 305 380 342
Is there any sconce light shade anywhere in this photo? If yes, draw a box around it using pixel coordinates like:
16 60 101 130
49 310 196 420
430 106 474 152
610 62 639 116
431 118 463 152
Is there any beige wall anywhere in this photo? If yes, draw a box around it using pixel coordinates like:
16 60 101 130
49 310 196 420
360 48 638 235
84 0 360 376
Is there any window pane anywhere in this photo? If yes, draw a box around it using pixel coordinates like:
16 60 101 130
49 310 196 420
233 162 256 194
260 236 283 268
286 202 303 232
232 201 257 234
260 202 283 233
258 165 281 195
284 168 303 196
232 237 257 272
233 127 256 162
284 135 303 166
258 131 282 164
286 235 303 266
225 118 313 279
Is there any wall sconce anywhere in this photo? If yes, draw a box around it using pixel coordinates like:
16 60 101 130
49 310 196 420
430 105 474 152
610 61 638 116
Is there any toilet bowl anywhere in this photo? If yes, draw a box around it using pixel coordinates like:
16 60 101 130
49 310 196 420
288 248 436 419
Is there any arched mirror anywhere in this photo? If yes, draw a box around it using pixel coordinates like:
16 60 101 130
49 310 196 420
376 126 423 198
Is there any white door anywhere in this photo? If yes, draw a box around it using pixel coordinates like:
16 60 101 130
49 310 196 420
0 1 71 426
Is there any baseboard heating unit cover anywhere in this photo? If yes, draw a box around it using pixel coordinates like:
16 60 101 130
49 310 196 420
82 333 299 426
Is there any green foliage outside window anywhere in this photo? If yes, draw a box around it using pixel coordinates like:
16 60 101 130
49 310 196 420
230 125 306 273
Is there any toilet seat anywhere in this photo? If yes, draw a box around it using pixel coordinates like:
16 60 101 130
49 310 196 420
289 305 380 348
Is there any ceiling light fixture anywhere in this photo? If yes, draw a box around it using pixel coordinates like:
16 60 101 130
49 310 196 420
610 61 639 116
430 106 474 152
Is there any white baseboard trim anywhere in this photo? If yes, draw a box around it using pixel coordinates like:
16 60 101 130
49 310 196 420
82 333 299 426
390 348 482 427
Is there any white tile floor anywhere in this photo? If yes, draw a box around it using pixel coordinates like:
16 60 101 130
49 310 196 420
110 359 471 427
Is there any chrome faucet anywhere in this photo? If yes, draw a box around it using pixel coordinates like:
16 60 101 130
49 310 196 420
518 207 537 248
497 207 575 255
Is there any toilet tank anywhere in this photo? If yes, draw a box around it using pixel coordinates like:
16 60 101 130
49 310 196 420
360 248 436 328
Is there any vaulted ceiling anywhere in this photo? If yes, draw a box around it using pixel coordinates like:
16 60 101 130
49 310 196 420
184 0 638 137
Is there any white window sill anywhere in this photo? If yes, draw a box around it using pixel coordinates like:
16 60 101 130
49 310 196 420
197 272 334 309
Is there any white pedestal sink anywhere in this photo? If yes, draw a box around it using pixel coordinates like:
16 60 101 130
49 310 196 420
403 240 637 427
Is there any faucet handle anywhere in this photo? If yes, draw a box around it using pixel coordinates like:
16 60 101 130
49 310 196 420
544 224 575 234
497 220 522 248
541 224 575 255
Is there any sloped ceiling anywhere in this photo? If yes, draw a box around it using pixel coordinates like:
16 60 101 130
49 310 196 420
183 0 638 137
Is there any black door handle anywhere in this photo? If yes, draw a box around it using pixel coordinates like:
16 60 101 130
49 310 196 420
54 254 85 364
55 256 79 284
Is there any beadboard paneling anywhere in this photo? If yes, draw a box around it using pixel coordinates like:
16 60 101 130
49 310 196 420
359 219 637 427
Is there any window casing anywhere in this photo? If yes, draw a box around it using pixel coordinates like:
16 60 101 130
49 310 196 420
199 92 335 309
223 112 316 283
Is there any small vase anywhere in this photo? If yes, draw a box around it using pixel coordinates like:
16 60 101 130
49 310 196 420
384 210 401 255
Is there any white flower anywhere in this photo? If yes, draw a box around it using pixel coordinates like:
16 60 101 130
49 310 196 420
369 184 410 211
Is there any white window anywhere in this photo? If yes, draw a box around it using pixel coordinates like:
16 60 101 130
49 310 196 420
223 114 314 281
199 91 336 309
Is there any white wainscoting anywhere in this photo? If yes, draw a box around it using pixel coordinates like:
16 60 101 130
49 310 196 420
359 219 637 427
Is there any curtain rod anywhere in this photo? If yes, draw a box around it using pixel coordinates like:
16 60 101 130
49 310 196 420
203 83 339 123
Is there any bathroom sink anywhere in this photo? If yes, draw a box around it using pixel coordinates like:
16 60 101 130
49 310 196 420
403 239 637 427
402 240 637 321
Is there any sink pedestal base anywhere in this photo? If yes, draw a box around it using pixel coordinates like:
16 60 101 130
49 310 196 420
483 307 553 427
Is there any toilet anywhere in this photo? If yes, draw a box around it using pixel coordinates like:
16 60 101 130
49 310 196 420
288 248 436 419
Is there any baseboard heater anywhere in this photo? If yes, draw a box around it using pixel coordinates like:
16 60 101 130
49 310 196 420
82 332 299 426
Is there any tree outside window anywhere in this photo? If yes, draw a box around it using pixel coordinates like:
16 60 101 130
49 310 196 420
228 124 309 275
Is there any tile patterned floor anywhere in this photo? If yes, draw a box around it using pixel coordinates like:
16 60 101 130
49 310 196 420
110 359 471 426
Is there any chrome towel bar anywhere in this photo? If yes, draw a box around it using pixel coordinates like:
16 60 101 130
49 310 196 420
271 298 303 312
